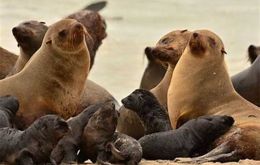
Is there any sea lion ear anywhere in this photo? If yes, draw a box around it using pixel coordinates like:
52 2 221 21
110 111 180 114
221 48 227 55
46 40 52 44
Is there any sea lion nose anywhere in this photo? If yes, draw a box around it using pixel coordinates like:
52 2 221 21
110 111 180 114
12 27 19 35
145 47 153 55
193 33 199 38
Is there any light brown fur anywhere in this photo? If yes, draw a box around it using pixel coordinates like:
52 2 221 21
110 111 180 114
168 30 260 160
0 19 90 129
117 30 192 139
0 47 18 79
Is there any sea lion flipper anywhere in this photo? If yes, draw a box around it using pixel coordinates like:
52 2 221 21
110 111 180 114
83 1 107 11
108 142 126 161
15 149 34 165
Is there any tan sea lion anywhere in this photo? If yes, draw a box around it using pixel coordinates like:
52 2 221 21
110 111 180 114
0 47 18 79
0 19 90 129
117 30 192 139
7 20 48 77
168 30 260 162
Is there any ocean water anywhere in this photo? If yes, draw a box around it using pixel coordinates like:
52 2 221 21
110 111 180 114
0 0 259 102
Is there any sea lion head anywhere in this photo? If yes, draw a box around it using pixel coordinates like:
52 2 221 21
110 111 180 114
33 115 69 141
12 20 48 57
44 19 88 53
188 30 226 58
185 115 234 143
0 95 19 115
89 102 119 137
121 89 159 112
144 29 192 67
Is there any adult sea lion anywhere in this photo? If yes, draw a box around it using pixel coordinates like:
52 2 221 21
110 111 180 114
231 54 260 107
167 30 260 162
0 19 90 129
0 47 18 79
122 89 172 134
139 115 234 160
51 103 101 164
0 115 69 165
0 95 19 128
7 20 48 77
78 102 119 163
117 30 192 139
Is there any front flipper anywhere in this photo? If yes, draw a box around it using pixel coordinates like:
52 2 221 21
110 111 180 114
174 142 238 163
108 142 125 161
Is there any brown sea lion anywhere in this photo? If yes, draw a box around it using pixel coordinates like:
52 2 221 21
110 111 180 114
0 19 90 129
247 45 260 63
0 47 18 79
0 115 69 165
167 30 260 162
7 20 48 77
139 115 234 160
117 30 192 139
122 89 172 134
66 9 107 69
78 102 119 163
51 103 101 164
231 55 260 107
0 95 19 128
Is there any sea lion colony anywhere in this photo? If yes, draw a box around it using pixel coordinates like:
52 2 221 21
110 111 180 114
0 2 259 165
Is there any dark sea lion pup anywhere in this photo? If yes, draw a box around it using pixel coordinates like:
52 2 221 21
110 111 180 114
0 115 69 165
0 95 19 128
139 115 234 160
8 20 48 77
122 89 172 134
103 132 142 165
78 102 119 163
51 103 103 164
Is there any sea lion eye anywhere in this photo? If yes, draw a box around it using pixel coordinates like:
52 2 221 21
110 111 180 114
58 29 67 37
160 37 170 44
208 37 216 47
24 22 31 25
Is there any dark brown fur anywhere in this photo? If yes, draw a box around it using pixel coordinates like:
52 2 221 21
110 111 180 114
0 47 18 79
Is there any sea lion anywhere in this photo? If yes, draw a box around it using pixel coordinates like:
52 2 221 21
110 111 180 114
0 115 69 165
0 19 90 129
51 103 102 164
0 95 19 128
139 115 234 160
247 45 260 63
7 20 48 77
122 89 172 134
66 9 107 69
78 102 119 163
0 47 18 79
167 30 260 162
231 55 260 107
117 30 192 139
104 132 143 165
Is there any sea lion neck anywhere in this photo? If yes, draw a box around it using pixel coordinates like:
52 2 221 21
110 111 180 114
151 66 174 107
168 48 235 128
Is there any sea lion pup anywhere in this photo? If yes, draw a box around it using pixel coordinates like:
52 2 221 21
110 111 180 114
0 19 90 129
231 54 260 107
139 52 167 90
0 47 18 79
122 89 172 134
167 30 260 162
247 45 260 63
78 102 119 164
139 115 234 160
51 103 102 164
0 115 69 165
66 9 107 69
103 132 143 165
117 30 192 139
7 20 48 77
0 95 19 128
